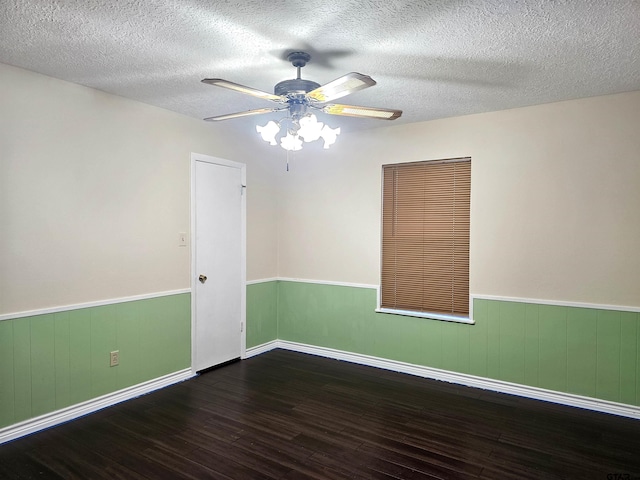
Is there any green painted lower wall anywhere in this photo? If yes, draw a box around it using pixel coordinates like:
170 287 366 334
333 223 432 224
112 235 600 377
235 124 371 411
3 282 637 432
276 280 640 407
0 293 191 429
246 281 278 348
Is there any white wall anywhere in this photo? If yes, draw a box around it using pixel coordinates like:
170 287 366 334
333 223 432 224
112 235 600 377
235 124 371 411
277 91 640 308
0 63 278 315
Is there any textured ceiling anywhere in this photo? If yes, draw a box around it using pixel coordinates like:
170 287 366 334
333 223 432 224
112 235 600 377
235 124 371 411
1 0 639 133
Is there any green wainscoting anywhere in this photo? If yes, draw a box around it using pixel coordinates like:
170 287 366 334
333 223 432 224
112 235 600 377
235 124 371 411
3 282 637 432
0 293 191 429
246 281 278 348
276 280 640 406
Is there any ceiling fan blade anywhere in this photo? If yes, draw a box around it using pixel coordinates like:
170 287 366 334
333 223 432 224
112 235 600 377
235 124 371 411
322 104 402 120
201 78 284 102
306 72 376 103
204 107 286 122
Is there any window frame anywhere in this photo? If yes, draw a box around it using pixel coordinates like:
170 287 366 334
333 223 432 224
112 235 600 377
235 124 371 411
376 157 473 325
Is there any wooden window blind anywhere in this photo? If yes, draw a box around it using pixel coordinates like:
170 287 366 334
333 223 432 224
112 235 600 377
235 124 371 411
381 158 470 316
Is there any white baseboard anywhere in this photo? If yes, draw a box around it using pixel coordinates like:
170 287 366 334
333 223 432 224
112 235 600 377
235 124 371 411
4 341 638 446
0 368 195 445
245 340 279 358
264 340 640 420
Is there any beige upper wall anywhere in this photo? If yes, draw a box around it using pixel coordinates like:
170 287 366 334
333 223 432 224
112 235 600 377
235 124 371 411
3 61 638 313
0 63 278 315
277 90 640 307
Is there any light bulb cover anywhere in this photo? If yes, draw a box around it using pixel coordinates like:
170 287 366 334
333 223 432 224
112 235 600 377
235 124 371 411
320 125 341 149
257 114 339 150
280 132 303 151
256 121 280 145
297 114 324 142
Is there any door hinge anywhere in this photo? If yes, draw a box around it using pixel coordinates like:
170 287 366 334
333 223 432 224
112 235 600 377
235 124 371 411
241 322 244 332
241 184 247 196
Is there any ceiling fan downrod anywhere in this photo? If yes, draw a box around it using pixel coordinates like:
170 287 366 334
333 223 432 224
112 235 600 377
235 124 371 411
274 52 320 97
287 51 310 79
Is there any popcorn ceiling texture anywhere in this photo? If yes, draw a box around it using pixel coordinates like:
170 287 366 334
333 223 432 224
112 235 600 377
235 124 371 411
1 0 639 131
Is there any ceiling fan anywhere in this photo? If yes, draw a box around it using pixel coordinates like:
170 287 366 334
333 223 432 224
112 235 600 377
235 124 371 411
201 52 402 150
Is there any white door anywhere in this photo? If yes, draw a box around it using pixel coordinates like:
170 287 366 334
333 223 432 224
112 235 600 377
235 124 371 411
192 154 246 372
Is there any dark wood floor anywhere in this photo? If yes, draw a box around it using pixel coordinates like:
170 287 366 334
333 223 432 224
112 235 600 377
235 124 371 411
1 349 639 479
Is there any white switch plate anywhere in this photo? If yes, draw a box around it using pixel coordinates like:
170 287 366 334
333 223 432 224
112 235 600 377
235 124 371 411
178 232 187 247
110 350 119 367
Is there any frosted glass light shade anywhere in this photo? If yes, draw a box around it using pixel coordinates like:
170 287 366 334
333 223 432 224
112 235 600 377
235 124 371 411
320 125 341 149
256 121 280 145
256 114 339 150
297 114 324 142
280 132 303 151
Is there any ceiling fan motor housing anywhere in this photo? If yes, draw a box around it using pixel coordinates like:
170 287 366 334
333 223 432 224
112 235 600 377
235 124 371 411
274 78 320 97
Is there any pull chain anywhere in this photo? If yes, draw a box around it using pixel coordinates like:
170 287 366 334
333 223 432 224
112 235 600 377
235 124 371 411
286 148 296 171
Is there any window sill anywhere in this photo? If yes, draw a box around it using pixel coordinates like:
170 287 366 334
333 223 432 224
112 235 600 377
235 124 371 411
375 307 474 325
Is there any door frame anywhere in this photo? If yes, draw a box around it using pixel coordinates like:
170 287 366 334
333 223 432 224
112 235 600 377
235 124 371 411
190 152 247 375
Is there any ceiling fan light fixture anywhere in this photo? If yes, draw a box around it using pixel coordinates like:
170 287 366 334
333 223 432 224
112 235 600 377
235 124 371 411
257 113 338 150
256 120 280 145
297 114 324 142
280 131 303 151
320 125 341 149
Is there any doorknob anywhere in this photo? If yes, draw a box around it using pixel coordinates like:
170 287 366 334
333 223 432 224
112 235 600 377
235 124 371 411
199 274 207 284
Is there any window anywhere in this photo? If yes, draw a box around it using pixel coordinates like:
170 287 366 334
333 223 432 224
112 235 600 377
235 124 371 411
379 157 471 323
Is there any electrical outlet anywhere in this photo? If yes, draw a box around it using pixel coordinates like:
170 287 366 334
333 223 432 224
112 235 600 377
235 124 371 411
110 350 119 367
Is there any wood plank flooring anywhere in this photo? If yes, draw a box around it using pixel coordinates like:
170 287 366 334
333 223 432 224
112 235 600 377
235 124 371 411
1 349 639 479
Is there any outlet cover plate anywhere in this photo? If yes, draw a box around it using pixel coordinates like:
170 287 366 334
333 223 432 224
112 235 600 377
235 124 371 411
110 350 119 367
